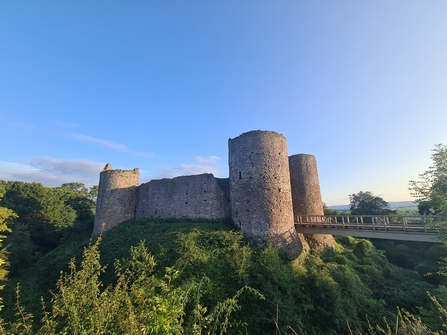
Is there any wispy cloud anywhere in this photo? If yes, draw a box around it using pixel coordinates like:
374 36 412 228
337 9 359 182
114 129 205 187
51 120 78 128
0 157 104 187
70 133 127 151
196 156 221 164
69 132 153 158
154 164 220 179
141 156 223 182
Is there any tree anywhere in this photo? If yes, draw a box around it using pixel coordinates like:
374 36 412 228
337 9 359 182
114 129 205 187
0 194 17 311
89 185 99 202
409 144 447 215
323 203 342 215
55 183 96 222
1 181 76 253
2 182 76 232
349 191 396 215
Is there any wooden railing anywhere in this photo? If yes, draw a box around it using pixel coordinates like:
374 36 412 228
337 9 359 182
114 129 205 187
295 215 444 234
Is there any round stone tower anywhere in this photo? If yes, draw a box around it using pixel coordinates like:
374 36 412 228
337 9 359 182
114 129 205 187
289 154 336 251
228 130 305 256
92 164 140 236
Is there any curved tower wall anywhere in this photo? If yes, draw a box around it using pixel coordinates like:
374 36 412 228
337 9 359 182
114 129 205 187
289 154 324 217
92 165 140 236
228 130 304 255
289 154 336 250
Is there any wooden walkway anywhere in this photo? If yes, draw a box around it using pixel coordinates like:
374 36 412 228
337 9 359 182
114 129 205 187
294 215 444 243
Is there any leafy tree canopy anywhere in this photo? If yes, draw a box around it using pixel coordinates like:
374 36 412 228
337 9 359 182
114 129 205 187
1 181 76 231
349 191 396 215
0 181 77 253
0 193 17 311
55 182 97 222
323 203 342 215
409 144 447 215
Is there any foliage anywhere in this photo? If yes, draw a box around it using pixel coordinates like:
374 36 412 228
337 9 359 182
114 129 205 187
362 306 445 335
2 182 77 231
371 240 447 284
0 181 77 253
323 203 342 215
349 191 397 215
0 181 97 278
0 219 441 334
54 182 97 234
1 236 262 334
409 144 447 216
0 204 16 312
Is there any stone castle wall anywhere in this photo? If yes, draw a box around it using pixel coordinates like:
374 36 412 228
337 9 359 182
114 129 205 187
229 131 294 233
228 131 303 254
93 130 333 256
93 165 140 236
289 154 324 218
136 173 230 220
289 154 336 251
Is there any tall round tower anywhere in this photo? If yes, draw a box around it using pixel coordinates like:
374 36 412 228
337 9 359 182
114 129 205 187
228 130 305 256
92 164 140 236
289 154 336 250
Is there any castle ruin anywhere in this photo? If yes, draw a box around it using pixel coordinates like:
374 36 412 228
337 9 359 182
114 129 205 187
93 130 335 256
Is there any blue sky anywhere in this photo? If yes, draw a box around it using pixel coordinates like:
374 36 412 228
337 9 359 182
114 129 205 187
1 1 447 205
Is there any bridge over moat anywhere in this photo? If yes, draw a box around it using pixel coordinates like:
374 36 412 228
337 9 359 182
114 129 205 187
295 215 445 243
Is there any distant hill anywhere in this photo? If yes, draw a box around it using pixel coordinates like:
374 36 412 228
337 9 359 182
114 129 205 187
329 201 416 211
388 201 417 208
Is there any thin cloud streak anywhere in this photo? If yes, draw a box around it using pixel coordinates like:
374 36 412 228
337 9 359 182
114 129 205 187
141 155 223 182
0 157 104 187
70 133 127 151
69 132 153 158
196 156 221 164
150 164 220 180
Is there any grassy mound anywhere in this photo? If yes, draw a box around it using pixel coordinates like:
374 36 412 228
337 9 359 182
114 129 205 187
2 219 437 334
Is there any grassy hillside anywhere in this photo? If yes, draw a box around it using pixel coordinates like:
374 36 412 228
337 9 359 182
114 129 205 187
2 219 443 334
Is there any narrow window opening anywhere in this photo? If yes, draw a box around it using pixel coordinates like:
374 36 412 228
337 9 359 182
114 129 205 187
239 171 242 179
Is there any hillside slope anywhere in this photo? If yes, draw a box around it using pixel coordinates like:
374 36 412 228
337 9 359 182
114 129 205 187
2 219 438 334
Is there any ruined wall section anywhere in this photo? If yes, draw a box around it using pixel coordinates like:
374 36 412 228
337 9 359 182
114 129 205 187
93 164 139 236
136 173 230 221
229 130 305 256
289 154 336 250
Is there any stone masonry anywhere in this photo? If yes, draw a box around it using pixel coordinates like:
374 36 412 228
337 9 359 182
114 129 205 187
136 174 230 220
92 164 140 236
289 154 336 251
93 130 334 256
228 130 305 256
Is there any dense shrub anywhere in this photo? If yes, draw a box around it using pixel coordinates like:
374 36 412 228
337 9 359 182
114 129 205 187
0 220 442 334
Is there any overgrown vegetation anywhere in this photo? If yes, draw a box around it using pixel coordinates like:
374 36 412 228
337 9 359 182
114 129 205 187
410 144 447 216
0 217 443 334
2 142 447 334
